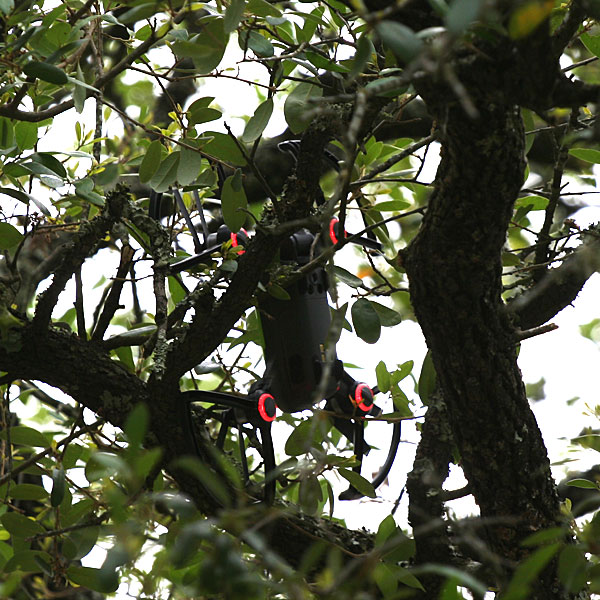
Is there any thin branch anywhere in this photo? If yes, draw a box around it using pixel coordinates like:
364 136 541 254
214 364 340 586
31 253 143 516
0 419 103 487
223 121 279 208
353 134 438 185
91 244 135 341
74 268 86 339
0 28 165 122
514 323 558 342
533 118 571 280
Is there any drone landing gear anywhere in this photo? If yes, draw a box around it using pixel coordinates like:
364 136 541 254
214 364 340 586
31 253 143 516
325 373 402 500
181 390 277 505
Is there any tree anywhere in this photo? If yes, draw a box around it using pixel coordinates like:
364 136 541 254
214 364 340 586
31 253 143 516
0 0 600 597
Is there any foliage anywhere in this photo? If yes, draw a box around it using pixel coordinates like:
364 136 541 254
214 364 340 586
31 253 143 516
0 0 600 599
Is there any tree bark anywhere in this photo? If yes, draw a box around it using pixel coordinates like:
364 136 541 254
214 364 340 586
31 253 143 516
403 92 571 596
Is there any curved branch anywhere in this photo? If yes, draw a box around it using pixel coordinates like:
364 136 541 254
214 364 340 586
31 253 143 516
32 191 130 333
508 229 600 329
0 30 163 122
552 0 587 58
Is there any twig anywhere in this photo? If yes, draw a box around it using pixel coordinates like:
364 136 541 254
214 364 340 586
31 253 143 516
353 134 438 185
74 268 86 339
514 323 558 342
26 514 107 543
223 121 279 208
91 244 135 341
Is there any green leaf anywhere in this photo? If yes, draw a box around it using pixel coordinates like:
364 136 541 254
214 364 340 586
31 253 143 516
85 452 127 482
0 425 49 447
299 474 322 515
566 478 598 489
0 117 15 150
375 514 397 547
558 545 588 593
0 187 30 204
267 282 291 300
306 51 349 73
172 456 232 507
172 19 228 73
508 1 554 39
338 468 376 498
333 266 362 288
239 30 275 57
23 61 68 85
224 0 246 33
177 147 204 185
515 194 548 211
581 33 600 58
376 361 391 393
50 468 66 507
247 0 281 17
61 498 95 528
187 106 222 125
149 152 180 193
376 21 423 63
4 550 52 573
394 360 414 382
347 34 375 81
351 298 381 344
118 3 157 25
1 512 45 537
365 75 408 98
284 82 323 133
9 483 49 501
124 403 149 448
15 122 38 151
74 178 104 206
0 222 23 250
371 302 402 327
73 62 86 113
203 131 246 166
522 109 535 155
67 566 119 594
241 98 273 143
32 152 67 178
521 527 566 547
373 200 411 212
373 562 398 597
285 419 322 456
572 433 600 452
446 0 484 33
569 148 600 164
112 345 135 371
221 169 248 232
503 544 561 600
418 351 436 404
168 276 186 305
397 566 425 591
64 525 99 561
139 140 163 184
0 0 14 16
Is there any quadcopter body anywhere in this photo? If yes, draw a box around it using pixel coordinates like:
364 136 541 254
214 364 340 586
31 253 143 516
148 152 401 505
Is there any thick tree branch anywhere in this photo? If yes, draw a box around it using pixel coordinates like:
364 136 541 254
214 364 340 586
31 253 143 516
508 228 600 329
552 0 587 58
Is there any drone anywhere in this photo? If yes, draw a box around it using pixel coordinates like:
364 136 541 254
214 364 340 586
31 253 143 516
148 142 402 505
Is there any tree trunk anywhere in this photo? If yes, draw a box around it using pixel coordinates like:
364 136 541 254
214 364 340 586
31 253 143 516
404 99 569 597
